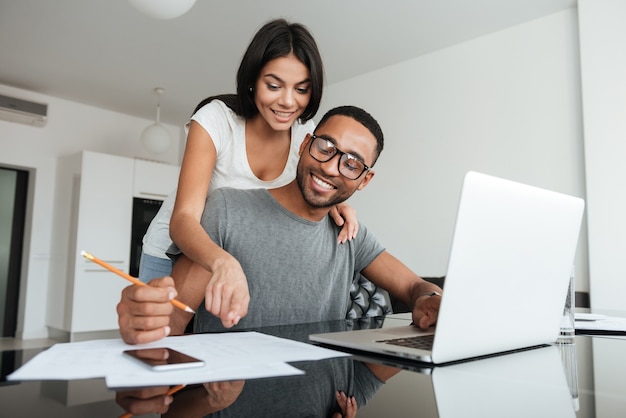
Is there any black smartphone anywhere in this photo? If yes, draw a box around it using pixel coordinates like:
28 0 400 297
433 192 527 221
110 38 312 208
123 347 205 371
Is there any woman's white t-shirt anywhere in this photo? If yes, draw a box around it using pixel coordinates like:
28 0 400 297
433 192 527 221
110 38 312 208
142 99 315 259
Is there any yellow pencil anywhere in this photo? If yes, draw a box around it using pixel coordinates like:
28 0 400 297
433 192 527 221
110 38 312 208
118 384 187 418
81 250 195 314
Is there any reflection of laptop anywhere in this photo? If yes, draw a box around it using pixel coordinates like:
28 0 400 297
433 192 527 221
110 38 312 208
433 345 575 417
351 341 577 417
310 171 585 364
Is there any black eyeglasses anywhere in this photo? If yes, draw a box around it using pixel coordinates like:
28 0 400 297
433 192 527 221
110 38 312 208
308 135 370 180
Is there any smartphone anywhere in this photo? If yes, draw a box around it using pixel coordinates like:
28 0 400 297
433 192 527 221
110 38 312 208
123 347 205 371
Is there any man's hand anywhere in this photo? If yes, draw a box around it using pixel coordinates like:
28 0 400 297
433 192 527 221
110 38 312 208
411 291 441 329
204 255 250 328
117 276 177 345
116 386 175 416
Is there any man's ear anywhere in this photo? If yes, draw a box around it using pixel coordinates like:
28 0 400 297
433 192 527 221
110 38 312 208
299 134 312 156
356 170 375 191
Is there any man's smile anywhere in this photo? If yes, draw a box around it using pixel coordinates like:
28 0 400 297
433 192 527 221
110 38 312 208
311 173 336 191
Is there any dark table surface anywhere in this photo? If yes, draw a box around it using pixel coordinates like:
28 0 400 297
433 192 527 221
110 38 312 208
1 314 624 417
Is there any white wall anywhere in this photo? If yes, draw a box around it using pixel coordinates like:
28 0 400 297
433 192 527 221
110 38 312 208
323 9 589 290
578 0 626 312
0 83 183 339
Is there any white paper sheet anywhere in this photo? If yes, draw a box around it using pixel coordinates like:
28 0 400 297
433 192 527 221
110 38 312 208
107 361 304 388
8 332 350 387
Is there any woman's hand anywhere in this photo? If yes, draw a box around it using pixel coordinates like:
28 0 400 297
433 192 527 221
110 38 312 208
204 252 250 328
331 203 358 244
332 391 357 418
202 380 245 412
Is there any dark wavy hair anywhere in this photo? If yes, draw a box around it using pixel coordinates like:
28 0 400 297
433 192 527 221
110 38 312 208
192 19 324 122
316 106 385 166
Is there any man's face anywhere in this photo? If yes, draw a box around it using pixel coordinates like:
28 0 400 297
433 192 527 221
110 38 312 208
296 115 377 208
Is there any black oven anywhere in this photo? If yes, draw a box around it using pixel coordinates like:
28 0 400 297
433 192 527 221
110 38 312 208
129 198 164 277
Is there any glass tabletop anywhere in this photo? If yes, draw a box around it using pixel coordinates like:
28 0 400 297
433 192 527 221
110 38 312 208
1 316 625 417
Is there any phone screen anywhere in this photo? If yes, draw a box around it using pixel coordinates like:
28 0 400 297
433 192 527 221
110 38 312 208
123 347 205 371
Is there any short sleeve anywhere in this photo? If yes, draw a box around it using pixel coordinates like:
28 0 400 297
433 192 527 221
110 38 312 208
189 100 240 155
353 222 385 272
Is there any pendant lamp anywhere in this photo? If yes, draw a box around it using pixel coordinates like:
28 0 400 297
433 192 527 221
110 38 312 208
129 0 197 19
141 88 171 154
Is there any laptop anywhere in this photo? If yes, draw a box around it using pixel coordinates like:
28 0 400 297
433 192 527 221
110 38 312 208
310 171 585 364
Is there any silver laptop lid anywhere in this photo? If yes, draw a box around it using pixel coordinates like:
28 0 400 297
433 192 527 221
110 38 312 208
431 171 584 363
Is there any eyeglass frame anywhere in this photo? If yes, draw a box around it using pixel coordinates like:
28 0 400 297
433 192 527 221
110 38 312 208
307 134 371 180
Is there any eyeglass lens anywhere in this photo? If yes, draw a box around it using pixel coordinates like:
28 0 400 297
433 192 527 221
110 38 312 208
310 136 366 180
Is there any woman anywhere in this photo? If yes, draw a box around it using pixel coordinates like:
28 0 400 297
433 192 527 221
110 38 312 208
139 19 358 292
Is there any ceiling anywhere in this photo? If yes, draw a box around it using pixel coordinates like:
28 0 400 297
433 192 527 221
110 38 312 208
0 0 576 126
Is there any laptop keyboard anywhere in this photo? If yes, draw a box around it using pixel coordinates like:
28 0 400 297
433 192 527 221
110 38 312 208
377 334 435 350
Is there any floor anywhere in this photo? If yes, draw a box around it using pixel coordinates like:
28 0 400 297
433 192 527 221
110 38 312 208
0 337 60 351
1 328 121 351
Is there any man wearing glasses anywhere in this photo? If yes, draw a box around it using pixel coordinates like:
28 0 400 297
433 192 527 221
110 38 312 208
118 105 442 344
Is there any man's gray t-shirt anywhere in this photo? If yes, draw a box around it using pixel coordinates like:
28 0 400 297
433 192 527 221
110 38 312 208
169 187 385 332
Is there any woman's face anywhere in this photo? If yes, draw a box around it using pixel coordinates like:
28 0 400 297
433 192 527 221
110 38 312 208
254 53 312 131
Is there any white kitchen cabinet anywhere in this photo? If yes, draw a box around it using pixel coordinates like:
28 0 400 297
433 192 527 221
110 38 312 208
133 158 179 200
70 151 134 334
48 151 179 340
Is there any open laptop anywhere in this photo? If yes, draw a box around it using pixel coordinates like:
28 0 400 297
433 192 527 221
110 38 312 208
310 171 585 364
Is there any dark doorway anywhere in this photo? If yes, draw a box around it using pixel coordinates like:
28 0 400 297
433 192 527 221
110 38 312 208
0 167 28 337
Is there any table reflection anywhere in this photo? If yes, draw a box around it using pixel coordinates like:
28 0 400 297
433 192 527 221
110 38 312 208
114 314 583 418
115 344 580 418
432 345 575 417
115 317 403 417
590 337 626 417
557 338 580 412
115 357 400 417
358 342 582 418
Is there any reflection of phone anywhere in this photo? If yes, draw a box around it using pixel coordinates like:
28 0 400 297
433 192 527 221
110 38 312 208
123 347 205 371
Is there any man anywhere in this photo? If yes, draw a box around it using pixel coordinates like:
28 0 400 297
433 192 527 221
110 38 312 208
118 106 442 344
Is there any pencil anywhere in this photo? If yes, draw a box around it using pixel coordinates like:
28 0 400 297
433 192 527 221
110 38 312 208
81 250 195 314
118 384 187 418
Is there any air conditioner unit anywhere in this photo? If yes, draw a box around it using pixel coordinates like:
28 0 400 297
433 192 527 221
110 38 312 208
0 94 48 127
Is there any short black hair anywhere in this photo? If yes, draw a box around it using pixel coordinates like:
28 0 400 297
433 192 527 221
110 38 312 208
316 106 384 166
